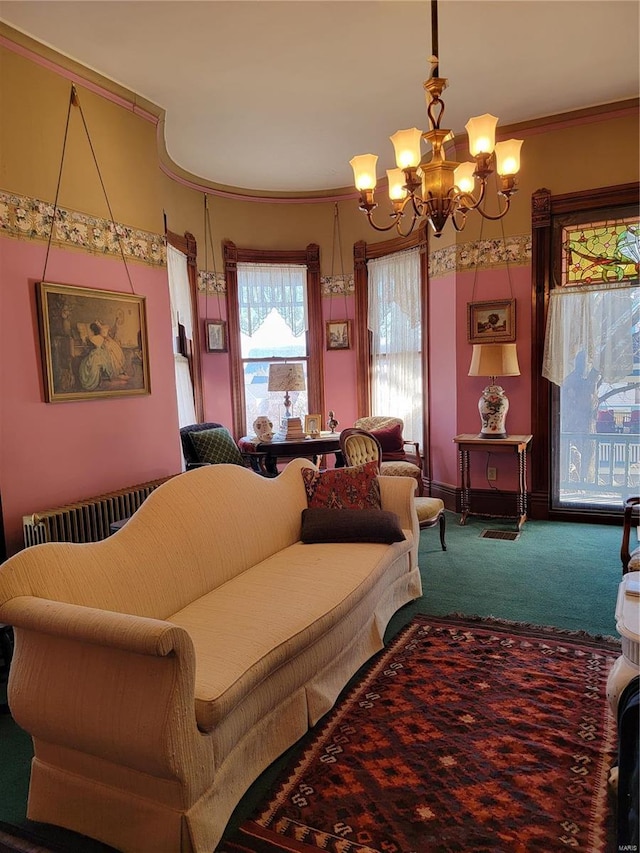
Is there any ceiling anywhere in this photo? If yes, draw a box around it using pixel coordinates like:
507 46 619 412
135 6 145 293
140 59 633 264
2 0 639 195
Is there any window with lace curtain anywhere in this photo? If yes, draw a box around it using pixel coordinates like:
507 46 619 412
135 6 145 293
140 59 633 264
542 216 639 509
238 262 309 433
223 242 323 439
367 247 423 444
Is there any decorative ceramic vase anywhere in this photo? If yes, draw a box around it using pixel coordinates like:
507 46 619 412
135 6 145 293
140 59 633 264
478 384 508 439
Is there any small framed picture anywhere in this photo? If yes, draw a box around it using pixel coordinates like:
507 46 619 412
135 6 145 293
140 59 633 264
326 319 351 350
304 414 322 437
205 320 227 352
467 300 516 344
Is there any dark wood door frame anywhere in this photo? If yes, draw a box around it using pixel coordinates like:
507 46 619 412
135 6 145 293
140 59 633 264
530 182 639 522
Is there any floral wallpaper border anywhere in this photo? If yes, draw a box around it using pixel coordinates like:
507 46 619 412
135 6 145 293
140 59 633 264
429 233 532 278
0 191 165 267
1 190 531 285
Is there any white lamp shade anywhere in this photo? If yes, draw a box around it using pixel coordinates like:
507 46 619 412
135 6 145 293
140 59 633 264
349 154 378 190
268 362 306 392
454 161 476 193
390 127 422 169
386 168 408 201
465 113 498 156
495 139 523 176
468 343 520 378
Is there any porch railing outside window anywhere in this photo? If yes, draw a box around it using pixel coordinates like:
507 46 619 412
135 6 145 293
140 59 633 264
544 276 639 508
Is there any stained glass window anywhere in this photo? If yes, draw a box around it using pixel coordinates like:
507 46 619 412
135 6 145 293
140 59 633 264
561 218 639 286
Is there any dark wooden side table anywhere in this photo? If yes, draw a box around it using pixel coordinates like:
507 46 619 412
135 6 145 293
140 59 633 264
239 432 343 475
453 433 533 530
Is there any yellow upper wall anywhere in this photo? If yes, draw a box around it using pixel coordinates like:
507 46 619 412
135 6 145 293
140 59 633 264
1 32 638 276
0 45 165 235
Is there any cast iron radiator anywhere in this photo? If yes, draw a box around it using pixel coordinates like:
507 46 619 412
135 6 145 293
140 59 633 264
22 476 174 547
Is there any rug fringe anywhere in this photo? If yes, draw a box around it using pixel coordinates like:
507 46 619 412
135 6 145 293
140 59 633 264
418 612 621 648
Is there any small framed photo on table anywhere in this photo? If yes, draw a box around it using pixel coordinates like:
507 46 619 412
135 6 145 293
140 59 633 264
326 320 351 350
467 300 515 344
304 414 322 436
206 320 227 352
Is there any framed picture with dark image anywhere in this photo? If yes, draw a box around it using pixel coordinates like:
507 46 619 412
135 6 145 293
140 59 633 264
206 320 227 352
467 299 516 344
326 320 351 350
36 281 150 403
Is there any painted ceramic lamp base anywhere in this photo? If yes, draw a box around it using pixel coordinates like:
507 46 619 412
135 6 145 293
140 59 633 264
478 384 509 439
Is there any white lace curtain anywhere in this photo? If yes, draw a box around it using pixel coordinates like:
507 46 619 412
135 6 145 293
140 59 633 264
237 263 307 336
167 244 196 430
368 247 423 443
542 283 637 386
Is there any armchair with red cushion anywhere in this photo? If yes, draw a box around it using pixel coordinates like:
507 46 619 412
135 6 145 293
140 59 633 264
354 416 423 496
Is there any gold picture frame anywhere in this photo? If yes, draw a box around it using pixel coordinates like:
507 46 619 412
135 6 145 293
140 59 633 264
304 414 322 436
467 299 516 344
205 320 227 352
36 281 150 403
326 319 351 350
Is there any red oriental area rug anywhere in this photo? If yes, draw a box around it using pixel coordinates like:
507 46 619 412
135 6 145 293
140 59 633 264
223 615 620 853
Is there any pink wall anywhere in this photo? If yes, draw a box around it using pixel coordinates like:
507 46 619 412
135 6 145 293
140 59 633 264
1 237 533 557
198 294 234 426
322 295 357 432
1 238 182 555
428 265 532 494
428 273 458 487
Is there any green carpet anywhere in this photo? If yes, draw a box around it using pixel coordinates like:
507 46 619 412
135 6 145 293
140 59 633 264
387 511 622 642
0 512 624 850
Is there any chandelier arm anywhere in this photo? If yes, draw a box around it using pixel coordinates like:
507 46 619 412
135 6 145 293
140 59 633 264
364 209 404 233
451 207 468 232
475 194 512 222
410 193 426 218
395 211 419 238
452 181 488 214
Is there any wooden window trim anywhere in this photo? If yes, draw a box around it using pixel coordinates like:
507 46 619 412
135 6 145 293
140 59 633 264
223 241 323 440
165 228 204 423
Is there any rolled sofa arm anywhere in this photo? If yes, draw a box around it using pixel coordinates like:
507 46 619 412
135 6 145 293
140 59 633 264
2 595 189 656
378 475 420 565
1 596 209 785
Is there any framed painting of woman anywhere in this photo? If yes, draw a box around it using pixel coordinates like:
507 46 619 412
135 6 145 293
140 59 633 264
36 282 151 402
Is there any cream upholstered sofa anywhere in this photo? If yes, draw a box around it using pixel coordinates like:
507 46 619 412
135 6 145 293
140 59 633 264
0 458 421 853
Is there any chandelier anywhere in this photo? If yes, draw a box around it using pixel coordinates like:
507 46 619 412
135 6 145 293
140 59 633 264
349 0 523 238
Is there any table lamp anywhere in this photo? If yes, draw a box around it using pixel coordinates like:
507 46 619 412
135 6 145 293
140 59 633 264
268 363 306 440
468 343 520 439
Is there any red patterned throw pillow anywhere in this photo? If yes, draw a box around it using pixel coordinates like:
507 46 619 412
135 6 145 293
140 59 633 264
301 462 381 510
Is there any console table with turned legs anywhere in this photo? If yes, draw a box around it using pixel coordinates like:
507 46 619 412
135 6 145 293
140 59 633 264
453 434 533 531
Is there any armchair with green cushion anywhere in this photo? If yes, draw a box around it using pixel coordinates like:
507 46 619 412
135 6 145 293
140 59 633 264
180 423 271 476
354 416 423 496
